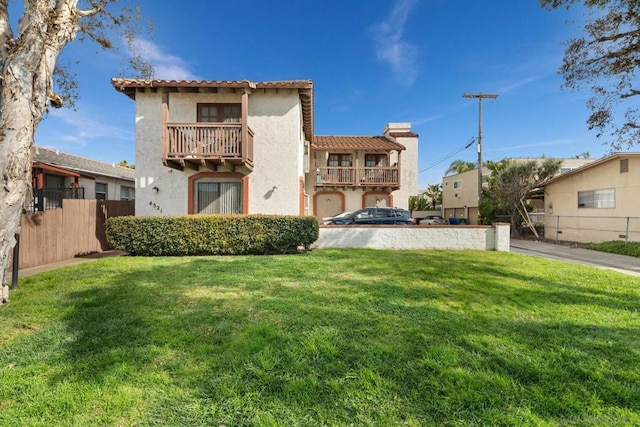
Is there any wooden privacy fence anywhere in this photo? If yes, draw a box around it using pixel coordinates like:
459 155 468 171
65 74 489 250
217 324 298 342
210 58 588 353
14 199 134 270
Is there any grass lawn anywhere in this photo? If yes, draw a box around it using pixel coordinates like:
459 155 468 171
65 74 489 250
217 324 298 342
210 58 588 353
584 241 640 258
1 249 639 426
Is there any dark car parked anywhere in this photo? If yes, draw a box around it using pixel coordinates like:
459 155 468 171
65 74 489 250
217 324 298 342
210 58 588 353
326 207 415 225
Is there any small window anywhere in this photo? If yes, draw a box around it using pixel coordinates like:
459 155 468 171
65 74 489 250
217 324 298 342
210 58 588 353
120 186 135 201
577 188 615 209
197 103 241 123
365 154 388 167
95 183 107 200
453 180 462 189
620 158 629 173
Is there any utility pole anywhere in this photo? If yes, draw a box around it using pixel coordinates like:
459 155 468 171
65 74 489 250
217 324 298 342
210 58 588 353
463 92 498 220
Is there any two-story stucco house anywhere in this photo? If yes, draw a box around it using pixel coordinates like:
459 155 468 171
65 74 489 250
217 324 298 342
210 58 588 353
111 78 418 218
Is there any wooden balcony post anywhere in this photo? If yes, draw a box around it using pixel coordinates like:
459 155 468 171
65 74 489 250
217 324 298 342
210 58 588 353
241 88 250 160
396 151 402 186
355 157 359 185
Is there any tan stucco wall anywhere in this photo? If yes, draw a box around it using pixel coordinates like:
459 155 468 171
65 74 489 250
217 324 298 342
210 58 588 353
133 89 304 216
544 155 640 243
442 168 486 223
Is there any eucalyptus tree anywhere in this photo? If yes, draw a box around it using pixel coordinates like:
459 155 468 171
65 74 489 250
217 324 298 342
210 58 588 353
0 0 150 300
541 0 640 149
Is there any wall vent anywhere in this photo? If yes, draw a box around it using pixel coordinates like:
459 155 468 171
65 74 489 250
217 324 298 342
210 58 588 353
620 158 629 173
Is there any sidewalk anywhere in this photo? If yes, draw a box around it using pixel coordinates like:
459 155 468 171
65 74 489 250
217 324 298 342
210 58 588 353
510 239 640 277
15 250 128 278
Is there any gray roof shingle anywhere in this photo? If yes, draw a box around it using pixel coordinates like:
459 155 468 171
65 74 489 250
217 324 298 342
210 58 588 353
33 146 135 181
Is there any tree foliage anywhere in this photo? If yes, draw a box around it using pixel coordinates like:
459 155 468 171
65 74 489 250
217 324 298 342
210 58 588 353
480 159 562 234
445 160 476 176
423 183 442 209
541 0 640 149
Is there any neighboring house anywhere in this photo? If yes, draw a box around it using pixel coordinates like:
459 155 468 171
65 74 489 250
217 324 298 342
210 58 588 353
111 78 418 218
442 166 489 223
30 146 136 211
442 158 594 224
543 153 640 244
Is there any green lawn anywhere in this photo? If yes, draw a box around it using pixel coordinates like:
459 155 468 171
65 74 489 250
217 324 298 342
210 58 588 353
1 249 639 426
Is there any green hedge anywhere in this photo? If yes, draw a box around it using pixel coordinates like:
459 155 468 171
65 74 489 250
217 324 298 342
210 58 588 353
106 215 319 256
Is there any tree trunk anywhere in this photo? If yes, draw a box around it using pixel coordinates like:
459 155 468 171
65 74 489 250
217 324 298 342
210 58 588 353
0 3 76 302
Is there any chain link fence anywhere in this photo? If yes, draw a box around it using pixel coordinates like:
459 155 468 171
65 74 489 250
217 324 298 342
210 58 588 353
545 215 640 244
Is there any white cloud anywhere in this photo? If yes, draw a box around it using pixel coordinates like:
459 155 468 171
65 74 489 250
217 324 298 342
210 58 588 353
45 108 134 147
370 0 419 85
127 38 199 80
497 76 542 95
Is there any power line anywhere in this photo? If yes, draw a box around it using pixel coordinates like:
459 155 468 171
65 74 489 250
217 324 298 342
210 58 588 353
418 137 476 174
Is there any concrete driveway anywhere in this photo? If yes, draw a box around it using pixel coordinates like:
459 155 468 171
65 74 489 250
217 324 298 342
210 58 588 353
510 239 640 277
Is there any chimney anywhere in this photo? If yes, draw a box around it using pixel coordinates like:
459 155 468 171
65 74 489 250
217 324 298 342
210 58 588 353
383 122 412 137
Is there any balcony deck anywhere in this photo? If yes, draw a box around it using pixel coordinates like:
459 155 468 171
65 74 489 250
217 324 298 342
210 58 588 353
164 123 254 171
315 166 400 189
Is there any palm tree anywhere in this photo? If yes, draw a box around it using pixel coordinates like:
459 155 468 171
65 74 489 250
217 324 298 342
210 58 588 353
423 184 442 209
445 160 476 176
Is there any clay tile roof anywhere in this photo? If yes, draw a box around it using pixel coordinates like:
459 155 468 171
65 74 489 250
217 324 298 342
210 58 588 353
110 78 313 97
389 131 419 138
313 136 405 151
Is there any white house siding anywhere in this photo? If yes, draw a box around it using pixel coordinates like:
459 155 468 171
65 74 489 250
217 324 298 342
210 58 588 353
133 89 303 217
134 91 179 216
247 91 303 215
391 136 418 210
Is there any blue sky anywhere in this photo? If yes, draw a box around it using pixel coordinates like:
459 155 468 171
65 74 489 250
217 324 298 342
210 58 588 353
34 0 623 188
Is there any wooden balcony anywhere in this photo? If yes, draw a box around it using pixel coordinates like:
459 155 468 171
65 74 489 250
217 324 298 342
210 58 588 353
163 123 254 171
315 166 400 190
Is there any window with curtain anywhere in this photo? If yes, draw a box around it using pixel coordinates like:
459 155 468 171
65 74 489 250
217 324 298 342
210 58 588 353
195 180 242 214
577 188 615 209
365 154 388 167
197 103 241 123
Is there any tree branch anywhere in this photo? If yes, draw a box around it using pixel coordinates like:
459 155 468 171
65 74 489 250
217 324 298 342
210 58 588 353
620 88 640 99
75 0 108 17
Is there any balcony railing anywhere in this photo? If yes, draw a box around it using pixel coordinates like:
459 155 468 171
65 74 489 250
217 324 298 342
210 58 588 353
27 187 85 212
316 166 400 188
164 123 254 171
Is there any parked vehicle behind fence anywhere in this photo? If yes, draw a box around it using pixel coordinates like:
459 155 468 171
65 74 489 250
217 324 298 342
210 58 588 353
325 207 415 225
416 215 446 225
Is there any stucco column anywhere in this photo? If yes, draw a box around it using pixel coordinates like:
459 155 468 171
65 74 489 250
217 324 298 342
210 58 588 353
493 222 511 251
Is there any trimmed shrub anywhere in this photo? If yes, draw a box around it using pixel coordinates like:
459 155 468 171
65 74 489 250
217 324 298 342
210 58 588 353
106 215 319 256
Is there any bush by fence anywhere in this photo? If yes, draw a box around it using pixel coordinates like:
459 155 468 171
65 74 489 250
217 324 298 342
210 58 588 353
106 215 319 256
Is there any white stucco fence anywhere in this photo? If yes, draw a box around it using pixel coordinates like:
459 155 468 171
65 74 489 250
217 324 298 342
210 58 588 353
313 223 511 251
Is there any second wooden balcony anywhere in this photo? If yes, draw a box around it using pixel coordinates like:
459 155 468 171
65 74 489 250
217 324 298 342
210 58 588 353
163 123 254 172
315 166 400 190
